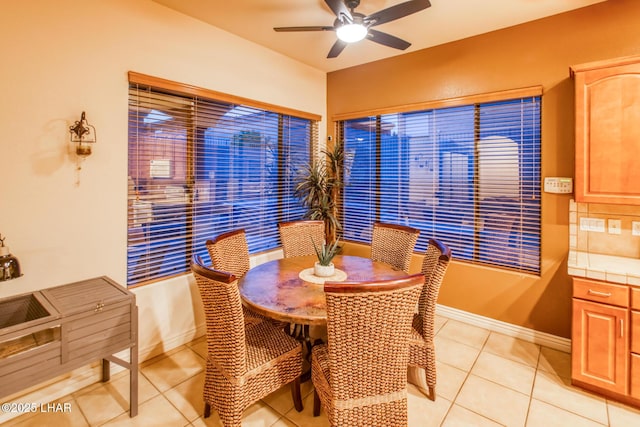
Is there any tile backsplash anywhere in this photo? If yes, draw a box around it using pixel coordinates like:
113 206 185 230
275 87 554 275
569 199 640 259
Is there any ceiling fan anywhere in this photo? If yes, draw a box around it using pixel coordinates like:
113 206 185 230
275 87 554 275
274 0 432 58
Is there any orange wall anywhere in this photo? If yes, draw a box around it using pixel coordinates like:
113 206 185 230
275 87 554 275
327 0 640 338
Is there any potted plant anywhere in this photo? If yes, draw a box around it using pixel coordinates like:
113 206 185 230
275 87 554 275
294 140 347 245
312 238 341 277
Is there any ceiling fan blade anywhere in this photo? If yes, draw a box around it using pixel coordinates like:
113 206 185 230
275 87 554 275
367 29 411 50
327 40 348 58
274 26 334 32
364 0 431 27
324 0 352 23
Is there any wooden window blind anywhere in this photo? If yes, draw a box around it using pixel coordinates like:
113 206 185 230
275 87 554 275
339 90 542 274
127 73 318 286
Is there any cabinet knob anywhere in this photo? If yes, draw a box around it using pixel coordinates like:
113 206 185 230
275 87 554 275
94 302 105 312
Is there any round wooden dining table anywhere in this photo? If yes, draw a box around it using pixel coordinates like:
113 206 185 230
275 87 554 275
238 254 408 326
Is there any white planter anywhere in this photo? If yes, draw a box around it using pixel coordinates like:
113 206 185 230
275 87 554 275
314 261 335 277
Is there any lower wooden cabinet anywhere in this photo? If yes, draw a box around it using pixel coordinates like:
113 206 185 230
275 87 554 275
571 277 640 407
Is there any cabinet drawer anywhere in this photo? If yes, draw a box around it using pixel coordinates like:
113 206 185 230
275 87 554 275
631 288 640 310
573 278 629 307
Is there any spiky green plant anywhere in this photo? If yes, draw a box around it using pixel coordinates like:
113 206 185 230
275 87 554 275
312 238 341 266
294 140 346 244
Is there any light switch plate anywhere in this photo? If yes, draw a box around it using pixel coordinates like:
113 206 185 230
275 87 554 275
633 221 640 236
608 219 622 235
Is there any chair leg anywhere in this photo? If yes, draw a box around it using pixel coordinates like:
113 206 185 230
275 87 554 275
291 376 303 412
204 402 211 418
313 389 321 417
426 367 436 401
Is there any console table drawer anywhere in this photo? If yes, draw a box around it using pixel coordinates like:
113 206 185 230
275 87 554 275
64 300 133 365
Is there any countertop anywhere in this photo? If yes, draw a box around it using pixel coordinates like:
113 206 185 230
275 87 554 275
568 250 640 285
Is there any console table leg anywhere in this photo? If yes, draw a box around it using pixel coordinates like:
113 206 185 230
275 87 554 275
101 359 110 382
130 307 139 417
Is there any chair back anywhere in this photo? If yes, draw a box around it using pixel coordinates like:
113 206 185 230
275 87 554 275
418 239 452 338
206 229 251 277
191 255 247 378
279 220 325 258
323 274 423 420
371 222 420 272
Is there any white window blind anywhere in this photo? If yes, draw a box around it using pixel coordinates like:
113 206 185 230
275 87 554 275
340 95 541 274
127 75 317 286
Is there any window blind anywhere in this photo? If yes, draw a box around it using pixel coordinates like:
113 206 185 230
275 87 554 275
341 95 541 274
127 77 317 286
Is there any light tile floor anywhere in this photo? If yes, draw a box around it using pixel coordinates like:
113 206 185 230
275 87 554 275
4 316 640 426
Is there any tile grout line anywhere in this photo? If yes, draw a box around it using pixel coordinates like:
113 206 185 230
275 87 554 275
160 389 192 426
441 330 539 426
437 319 492 426
155 345 205 425
529 368 612 426
452 330 507 426
522 344 543 427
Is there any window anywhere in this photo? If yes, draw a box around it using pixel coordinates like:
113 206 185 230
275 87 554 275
127 73 318 286
339 90 541 274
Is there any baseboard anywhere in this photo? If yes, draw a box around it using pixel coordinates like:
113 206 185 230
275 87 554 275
137 323 207 362
436 304 572 353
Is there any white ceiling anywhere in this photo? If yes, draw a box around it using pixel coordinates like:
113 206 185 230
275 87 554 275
153 0 606 72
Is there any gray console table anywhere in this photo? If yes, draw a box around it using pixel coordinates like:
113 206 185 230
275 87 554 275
0 276 138 417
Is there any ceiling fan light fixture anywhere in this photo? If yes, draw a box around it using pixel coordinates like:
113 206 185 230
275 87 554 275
336 23 367 43
274 0 431 57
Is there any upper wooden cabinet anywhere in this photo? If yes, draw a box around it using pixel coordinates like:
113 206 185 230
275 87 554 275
571 55 640 205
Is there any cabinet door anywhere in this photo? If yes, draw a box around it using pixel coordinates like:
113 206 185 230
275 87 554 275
573 57 640 204
631 354 640 399
572 298 628 394
632 311 640 354
633 310 640 399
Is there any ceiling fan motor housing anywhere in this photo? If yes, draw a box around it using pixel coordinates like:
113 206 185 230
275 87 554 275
345 0 361 12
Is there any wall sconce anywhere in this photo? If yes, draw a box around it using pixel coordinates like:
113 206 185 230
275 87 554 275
0 234 22 282
69 111 97 157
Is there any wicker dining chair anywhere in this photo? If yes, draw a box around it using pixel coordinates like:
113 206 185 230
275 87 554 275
311 274 424 427
370 222 420 272
206 229 267 326
408 238 452 401
279 220 326 258
206 229 251 278
191 256 303 427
